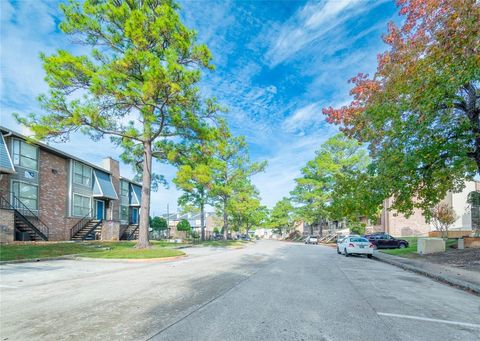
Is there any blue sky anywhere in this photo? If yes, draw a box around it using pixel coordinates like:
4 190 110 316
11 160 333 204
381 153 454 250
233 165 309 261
0 0 399 213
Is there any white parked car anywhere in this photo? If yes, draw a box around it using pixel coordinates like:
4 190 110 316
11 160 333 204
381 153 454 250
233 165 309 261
338 236 374 258
336 235 358 253
305 236 318 245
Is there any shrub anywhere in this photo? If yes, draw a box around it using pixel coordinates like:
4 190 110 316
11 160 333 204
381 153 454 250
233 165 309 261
349 222 366 235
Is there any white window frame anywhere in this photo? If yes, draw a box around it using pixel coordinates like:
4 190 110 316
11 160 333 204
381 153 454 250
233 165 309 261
12 138 38 171
120 205 129 223
72 193 92 217
73 161 93 187
120 180 129 197
11 180 38 211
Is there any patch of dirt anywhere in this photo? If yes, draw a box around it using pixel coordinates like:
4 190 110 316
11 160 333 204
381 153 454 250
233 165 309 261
411 248 480 272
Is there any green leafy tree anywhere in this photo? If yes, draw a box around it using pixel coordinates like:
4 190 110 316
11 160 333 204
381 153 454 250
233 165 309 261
176 219 191 232
177 219 192 231
323 0 480 217
268 197 294 234
210 125 267 238
227 180 266 235
349 222 366 236
173 120 225 241
150 216 168 231
329 170 383 226
15 0 218 248
291 133 372 235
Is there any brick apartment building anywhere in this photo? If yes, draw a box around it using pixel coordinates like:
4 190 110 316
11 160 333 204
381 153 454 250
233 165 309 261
0 126 142 243
380 181 480 237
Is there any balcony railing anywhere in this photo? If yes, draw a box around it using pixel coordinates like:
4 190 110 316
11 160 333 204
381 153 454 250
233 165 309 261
0 190 49 239
70 209 93 239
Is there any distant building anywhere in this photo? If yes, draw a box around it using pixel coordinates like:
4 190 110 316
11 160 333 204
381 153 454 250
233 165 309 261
161 212 221 238
254 228 273 239
381 181 479 237
294 219 347 237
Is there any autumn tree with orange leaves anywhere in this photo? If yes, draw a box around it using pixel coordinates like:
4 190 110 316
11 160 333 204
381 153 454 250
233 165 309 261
323 0 480 218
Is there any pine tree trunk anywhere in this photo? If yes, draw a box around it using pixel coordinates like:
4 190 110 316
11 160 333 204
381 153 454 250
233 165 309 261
200 201 205 241
136 141 152 249
223 199 228 239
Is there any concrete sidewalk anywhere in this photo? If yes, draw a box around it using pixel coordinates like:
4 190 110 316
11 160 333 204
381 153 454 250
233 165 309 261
373 251 480 295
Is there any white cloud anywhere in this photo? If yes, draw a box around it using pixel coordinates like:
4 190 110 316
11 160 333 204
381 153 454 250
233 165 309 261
264 0 389 67
252 129 338 207
0 0 397 213
282 103 324 133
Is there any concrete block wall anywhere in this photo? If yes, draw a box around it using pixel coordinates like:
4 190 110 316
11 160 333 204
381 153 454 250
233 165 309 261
101 220 120 241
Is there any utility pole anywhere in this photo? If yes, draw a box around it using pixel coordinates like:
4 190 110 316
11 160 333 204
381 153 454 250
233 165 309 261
167 204 170 239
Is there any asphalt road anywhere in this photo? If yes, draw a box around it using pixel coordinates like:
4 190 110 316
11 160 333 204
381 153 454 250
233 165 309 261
1 241 479 340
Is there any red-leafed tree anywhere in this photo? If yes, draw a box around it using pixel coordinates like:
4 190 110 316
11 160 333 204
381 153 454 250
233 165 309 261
323 0 480 217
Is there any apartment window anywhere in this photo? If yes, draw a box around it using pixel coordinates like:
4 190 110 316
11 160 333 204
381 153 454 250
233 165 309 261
73 161 92 187
120 205 129 222
12 181 38 211
120 181 129 198
73 194 91 217
12 139 38 170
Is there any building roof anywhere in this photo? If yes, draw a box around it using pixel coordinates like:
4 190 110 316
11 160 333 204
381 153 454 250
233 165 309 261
0 126 113 174
129 183 142 206
93 169 118 200
0 133 15 174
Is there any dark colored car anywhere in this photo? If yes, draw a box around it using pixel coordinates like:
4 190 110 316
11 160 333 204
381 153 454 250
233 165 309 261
364 233 409 249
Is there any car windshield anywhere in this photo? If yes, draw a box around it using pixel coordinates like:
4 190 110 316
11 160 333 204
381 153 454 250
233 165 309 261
350 238 369 243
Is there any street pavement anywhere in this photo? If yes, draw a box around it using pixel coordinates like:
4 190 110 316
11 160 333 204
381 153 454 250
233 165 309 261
1 241 479 340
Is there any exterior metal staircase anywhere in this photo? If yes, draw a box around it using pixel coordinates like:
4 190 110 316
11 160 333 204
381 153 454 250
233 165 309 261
70 212 102 240
0 191 49 241
120 224 139 240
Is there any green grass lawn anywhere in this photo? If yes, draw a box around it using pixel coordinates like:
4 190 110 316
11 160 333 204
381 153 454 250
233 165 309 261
0 241 184 261
79 242 184 259
381 237 457 257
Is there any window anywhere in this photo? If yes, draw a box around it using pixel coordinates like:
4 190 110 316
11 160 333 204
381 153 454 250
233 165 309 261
73 161 92 187
12 139 38 170
351 237 369 243
120 181 129 198
12 181 38 211
73 194 91 217
120 205 129 222
120 181 130 206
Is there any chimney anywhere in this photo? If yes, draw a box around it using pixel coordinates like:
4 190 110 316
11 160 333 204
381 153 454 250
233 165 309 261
102 157 120 222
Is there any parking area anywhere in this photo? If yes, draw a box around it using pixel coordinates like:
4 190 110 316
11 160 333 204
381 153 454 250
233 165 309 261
1 241 479 340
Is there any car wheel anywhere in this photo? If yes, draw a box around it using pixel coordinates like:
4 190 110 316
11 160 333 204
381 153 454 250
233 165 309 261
367 254 373 259
399 243 406 249
337 247 341 254
344 248 349 257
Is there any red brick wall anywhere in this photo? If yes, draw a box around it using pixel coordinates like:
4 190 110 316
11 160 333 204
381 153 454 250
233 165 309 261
382 198 431 237
38 150 69 240
0 173 9 193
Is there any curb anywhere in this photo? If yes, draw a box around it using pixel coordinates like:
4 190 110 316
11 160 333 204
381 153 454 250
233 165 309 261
373 253 480 296
73 254 188 263
0 255 77 265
